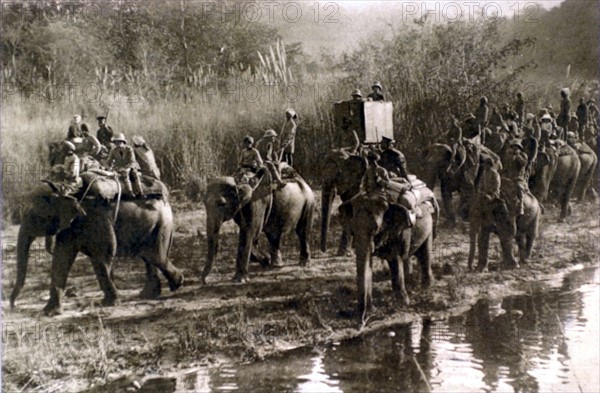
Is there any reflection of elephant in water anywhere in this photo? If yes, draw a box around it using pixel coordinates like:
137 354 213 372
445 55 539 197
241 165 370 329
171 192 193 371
320 149 366 255
468 184 541 272
423 143 495 224
202 174 315 283
343 191 438 319
12 188 183 315
529 146 580 221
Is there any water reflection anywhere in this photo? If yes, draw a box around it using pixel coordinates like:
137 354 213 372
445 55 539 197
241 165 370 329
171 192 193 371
172 267 598 393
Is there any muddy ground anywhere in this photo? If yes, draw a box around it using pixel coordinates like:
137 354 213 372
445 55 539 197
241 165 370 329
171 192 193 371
1 193 599 392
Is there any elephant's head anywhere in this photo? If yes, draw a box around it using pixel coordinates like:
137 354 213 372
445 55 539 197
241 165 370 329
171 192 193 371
204 178 241 225
41 193 87 231
529 150 556 200
10 189 85 308
320 151 367 252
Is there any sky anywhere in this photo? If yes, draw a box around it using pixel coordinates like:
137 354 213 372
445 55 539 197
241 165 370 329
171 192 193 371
274 0 569 59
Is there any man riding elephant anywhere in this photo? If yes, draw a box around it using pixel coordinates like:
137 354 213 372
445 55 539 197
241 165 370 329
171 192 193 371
256 129 286 188
503 140 530 216
132 135 161 180
475 96 490 131
379 136 409 180
557 88 571 137
78 123 103 159
106 133 145 198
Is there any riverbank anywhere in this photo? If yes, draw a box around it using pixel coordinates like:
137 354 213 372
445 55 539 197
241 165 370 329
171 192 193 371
1 197 598 392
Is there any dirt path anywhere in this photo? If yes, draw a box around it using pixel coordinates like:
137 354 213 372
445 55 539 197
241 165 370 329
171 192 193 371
2 196 598 392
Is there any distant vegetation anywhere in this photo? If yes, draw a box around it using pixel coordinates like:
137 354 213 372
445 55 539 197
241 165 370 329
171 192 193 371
1 0 598 221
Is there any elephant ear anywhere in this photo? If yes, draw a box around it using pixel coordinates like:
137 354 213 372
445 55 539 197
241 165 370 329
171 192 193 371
249 170 273 203
383 203 411 235
56 195 86 231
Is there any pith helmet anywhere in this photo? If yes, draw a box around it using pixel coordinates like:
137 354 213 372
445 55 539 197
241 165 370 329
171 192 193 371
351 89 363 98
132 135 145 145
112 133 127 143
372 81 383 89
285 108 296 117
243 135 254 144
567 131 577 139
540 114 552 121
263 129 277 138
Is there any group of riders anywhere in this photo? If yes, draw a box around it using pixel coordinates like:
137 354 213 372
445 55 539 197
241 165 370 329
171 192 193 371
453 87 599 216
51 114 161 198
49 82 598 224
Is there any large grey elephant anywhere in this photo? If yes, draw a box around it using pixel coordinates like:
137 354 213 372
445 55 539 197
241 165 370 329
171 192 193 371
468 181 541 272
341 189 439 321
320 149 367 255
202 171 315 284
422 142 499 224
529 145 580 221
10 184 183 315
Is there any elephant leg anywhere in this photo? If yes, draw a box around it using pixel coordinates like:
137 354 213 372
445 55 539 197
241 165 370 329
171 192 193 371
499 232 519 269
250 247 270 268
415 235 434 288
515 232 528 266
90 256 119 306
387 257 409 305
441 183 456 225
523 215 539 263
337 228 352 257
468 219 478 271
139 260 162 299
43 241 78 316
355 237 374 319
147 255 183 292
45 236 55 255
296 211 312 267
337 201 353 256
266 230 284 268
233 223 257 282
476 228 491 272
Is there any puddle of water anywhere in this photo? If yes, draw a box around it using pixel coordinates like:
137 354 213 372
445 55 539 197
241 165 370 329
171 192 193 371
155 266 600 393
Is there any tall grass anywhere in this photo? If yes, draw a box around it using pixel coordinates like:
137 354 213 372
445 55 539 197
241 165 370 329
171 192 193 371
1 71 352 221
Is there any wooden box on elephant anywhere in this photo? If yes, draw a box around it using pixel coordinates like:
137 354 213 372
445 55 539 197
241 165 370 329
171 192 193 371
333 101 394 145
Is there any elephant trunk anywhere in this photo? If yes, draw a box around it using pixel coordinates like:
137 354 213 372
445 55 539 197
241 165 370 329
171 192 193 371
202 212 224 283
10 226 35 308
354 232 373 323
320 184 336 252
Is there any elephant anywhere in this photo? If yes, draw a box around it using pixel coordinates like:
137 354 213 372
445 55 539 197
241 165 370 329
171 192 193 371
422 142 499 224
202 171 315 284
9 182 81 308
571 144 598 201
11 188 183 315
468 181 541 272
529 145 581 221
319 148 367 255
341 190 439 321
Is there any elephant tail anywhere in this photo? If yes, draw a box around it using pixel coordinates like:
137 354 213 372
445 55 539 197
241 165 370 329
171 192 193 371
432 197 440 241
